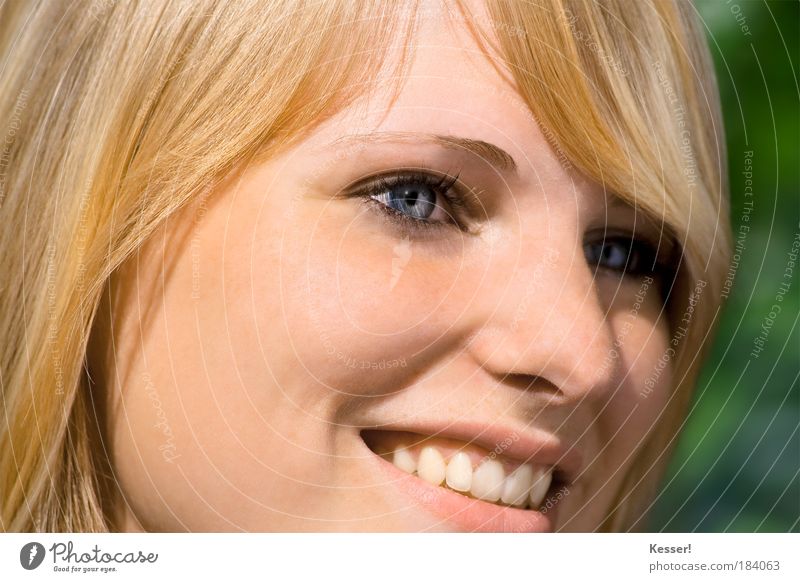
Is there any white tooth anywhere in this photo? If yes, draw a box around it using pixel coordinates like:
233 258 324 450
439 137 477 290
470 459 505 502
445 451 473 492
528 467 553 508
417 446 446 486
501 464 534 506
392 446 416 474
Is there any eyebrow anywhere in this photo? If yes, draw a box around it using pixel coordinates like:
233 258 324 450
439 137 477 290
328 132 518 174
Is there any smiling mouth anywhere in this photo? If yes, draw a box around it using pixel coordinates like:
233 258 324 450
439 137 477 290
361 430 568 512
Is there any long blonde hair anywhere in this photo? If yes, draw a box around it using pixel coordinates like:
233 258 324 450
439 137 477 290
0 0 730 532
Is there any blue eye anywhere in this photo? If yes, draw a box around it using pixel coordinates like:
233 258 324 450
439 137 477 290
584 236 658 276
377 182 437 220
351 171 465 230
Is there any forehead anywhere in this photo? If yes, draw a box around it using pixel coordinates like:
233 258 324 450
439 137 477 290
296 3 568 185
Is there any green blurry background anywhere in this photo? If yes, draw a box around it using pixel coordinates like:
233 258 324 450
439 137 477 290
648 0 799 532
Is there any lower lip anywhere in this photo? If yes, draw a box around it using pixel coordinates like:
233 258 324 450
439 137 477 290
362 440 557 532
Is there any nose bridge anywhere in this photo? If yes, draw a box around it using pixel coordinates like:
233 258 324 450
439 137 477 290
467 235 616 402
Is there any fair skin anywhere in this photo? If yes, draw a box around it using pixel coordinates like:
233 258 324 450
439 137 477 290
99 6 673 532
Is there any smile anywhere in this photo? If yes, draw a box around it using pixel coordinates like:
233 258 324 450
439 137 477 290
361 427 577 531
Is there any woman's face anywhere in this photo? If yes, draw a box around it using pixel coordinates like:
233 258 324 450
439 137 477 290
103 7 673 532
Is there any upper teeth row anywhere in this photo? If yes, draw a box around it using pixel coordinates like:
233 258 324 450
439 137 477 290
392 446 553 509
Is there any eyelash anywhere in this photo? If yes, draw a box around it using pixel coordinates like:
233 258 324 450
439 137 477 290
584 234 674 280
346 170 676 280
347 170 473 234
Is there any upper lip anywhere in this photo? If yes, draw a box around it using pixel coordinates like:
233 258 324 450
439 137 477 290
361 418 582 485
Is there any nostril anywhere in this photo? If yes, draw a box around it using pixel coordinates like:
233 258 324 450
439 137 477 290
498 373 561 397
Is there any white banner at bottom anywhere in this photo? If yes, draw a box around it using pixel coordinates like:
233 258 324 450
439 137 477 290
0 533 796 581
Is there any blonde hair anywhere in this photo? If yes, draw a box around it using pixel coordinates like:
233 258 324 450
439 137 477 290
0 0 730 532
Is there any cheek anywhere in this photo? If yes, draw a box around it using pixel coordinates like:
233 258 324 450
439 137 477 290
248 191 480 395
104 192 364 530
602 302 673 451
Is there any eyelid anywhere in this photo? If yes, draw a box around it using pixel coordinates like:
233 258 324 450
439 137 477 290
585 230 679 280
586 226 676 265
343 168 482 234
344 168 455 197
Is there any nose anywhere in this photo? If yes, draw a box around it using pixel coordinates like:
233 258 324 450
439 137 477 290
464 236 617 404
